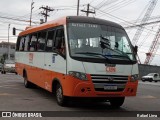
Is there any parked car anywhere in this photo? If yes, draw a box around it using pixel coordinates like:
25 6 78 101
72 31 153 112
1 62 17 74
141 73 160 82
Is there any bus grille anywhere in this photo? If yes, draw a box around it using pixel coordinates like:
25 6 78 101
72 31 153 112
91 74 128 92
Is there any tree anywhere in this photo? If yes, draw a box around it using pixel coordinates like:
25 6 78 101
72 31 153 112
0 53 7 64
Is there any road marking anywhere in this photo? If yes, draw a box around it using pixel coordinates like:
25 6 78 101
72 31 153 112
139 95 156 99
0 84 20 89
0 93 14 96
0 85 18 87
138 81 160 86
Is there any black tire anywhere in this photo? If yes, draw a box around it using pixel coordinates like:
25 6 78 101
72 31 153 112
15 72 18 75
149 79 153 82
55 83 68 106
24 72 33 88
142 80 145 82
109 97 125 108
4 71 6 74
1 71 3 74
155 81 158 82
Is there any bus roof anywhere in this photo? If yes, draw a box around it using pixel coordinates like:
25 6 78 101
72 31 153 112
66 16 123 29
19 16 66 36
19 16 123 36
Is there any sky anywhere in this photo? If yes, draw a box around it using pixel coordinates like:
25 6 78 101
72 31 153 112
0 0 160 65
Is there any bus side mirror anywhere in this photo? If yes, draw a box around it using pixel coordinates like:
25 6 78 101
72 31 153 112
134 45 138 55
13 27 16 35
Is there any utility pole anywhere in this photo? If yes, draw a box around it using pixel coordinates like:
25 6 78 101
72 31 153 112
81 4 95 17
8 24 10 60
40 6 54 23
30 0 34 26
77 0 80 16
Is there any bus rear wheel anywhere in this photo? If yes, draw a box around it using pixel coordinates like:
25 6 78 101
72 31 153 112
56 84 68 106
109 97 125 108
24 73 33 88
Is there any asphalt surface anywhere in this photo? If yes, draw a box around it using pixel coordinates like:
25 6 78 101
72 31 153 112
0 73 160 120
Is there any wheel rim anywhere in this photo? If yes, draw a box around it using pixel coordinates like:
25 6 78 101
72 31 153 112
56 86 63 103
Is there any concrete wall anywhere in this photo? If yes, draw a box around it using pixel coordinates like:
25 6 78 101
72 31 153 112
138 64 160 79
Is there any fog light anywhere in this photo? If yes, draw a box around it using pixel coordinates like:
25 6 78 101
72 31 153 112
81 88 85 92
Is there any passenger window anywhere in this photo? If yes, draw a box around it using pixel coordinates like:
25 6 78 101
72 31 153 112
24 35 30 51
30 33 38 51
37 31 46 51
46 30 55 52
16 37 21 51
19 37 25 51
154 74 158 78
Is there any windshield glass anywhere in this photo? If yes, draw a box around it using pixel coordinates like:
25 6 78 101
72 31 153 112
147 73 155 76
68 23 136 64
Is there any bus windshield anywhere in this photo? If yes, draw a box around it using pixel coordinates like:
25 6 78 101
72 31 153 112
68 23 136 64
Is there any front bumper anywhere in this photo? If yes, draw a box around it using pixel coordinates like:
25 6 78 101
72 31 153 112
4 68 16 73
72 81 138 97
63 75 138 97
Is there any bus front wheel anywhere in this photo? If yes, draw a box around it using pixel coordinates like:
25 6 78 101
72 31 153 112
56 84 68 106
109 97 125 108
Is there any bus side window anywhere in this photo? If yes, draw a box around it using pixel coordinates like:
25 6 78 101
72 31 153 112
24 35 30 51
37 31 47 51
46 30 55 52
30 33 38 51
54 28 65 55
16 37 21 51
19 37 25 51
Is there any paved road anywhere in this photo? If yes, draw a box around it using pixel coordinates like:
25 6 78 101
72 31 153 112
0 73 159 119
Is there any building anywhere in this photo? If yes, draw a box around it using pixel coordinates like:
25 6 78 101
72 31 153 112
0 41 16 60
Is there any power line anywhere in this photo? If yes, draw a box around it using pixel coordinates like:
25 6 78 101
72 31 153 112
92 5 158 34
0 15 39 24
104 0 132 10
90 0 96 4
107 0 137 13
0 19 29 26
0 10 40 22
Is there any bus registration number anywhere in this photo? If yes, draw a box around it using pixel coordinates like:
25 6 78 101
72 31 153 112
104 85 117 90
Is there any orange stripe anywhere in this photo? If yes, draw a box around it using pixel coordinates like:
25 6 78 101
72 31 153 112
16 62 138 97
19 17 66 36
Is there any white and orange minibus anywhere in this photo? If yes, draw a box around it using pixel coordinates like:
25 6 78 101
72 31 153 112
15 16 139 107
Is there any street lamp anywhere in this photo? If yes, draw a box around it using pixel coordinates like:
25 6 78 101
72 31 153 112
8 24 10 60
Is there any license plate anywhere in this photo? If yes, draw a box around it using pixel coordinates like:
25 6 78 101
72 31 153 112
104 85 117 90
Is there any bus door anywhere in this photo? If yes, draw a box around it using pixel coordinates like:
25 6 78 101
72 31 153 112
44 28 66 89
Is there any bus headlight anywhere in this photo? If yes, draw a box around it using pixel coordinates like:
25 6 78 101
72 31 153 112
131 74 139 82
68 71 88 80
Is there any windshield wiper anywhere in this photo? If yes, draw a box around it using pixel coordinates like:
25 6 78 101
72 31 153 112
104 54 133 63
74 52 111 61
102 46 133 62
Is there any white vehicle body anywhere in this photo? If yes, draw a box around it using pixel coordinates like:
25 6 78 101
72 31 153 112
141 73 160 82
15 16 139 107
1 60 16 74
